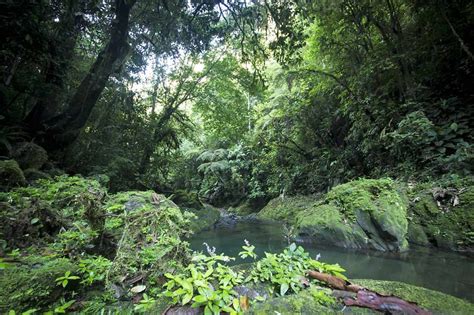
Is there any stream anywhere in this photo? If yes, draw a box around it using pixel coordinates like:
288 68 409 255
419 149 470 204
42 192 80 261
190 221 474 303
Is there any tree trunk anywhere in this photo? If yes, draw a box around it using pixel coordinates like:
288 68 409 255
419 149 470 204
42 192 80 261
41 0 136 151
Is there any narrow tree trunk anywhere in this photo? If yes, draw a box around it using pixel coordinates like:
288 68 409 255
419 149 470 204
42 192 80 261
42 0 136 151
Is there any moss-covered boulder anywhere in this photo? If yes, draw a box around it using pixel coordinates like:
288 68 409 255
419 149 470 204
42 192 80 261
248 286 339 314
353 279 474 315
0 257 78 312
407 178 474 252
258 179 409 251
23 168 51 182
186 205 221 232
0 175 106 248
249 280 473 314
258 195 318 225
0 159 26 187
170 189 203 209
103 191 194 290
11 142 48 170
229 200 258 216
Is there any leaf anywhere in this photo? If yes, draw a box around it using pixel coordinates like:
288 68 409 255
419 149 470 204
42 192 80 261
130 285 146 293
30 218 40 225
289 243 296 252
182 293 193 305
280 283 289 296
193 295 207 303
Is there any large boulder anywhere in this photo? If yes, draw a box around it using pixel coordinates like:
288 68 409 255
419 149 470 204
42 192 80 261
0 159 26 188
407 178 474 252
11 142 48 170
0 175 106 249
0 257 78 312
186 205 221 232
258 179 409 252
103 191 195 290
258 195 318 225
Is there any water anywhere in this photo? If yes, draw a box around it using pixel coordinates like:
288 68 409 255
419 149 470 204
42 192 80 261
189 221 474 303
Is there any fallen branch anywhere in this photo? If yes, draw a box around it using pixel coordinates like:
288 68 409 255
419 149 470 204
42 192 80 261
345 290 431 315
307 270 431 315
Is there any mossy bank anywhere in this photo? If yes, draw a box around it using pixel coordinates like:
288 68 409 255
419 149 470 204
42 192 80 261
258 177 474 253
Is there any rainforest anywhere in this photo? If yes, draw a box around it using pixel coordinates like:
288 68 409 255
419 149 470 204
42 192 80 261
0 0 473 314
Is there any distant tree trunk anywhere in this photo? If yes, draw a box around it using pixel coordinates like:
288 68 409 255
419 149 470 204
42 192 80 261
41 0 136 151
138 105 178 174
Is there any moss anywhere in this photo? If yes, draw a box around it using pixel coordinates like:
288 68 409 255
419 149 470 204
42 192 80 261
103 191 193 287
186 204 220 232
258 179 409 251
0 257 78 312
296 204 368 249
249 279 473 315
170 189 203 209
229 202 254 216
0 159 26 187
407 222 430 246
408 178 474 251
257 195 318 224
11 142 48 170
248 287 342 315
354 279 474 314
0 175 106 248
23 168 51 181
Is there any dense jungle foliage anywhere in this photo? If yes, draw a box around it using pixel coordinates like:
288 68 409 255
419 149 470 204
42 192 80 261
1 0 473 313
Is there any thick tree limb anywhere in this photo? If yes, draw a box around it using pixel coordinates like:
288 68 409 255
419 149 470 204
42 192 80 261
42 0 137 150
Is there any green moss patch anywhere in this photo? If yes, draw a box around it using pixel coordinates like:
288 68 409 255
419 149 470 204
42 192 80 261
354 279 474 314
257 195 318 225
408 177 474 251
0 257 78 312
258 179 409 251
0 159 25 188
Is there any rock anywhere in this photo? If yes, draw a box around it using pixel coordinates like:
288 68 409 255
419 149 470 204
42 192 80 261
234 285 269 300
23 168 51 182
353 279 474 315
186 205 221 233
258 195 318 225
249 280 474 314
408 179 474 252
165 306 201 315
0 257 78 312
407 222 430 246
0 159 26 187
258 179 409 252
103 191 194 288
171 189 203 209
11 142 48 170
214 213 239 229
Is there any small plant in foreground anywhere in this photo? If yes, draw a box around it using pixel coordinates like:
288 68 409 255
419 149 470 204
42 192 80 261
161 241 345 314
55 271 80 288
238 239 257 259
134 294 156 312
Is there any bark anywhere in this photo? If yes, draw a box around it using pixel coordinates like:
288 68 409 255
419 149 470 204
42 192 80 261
41 0 136 151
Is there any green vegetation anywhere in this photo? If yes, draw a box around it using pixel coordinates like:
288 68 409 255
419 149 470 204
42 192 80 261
0 0 473 313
